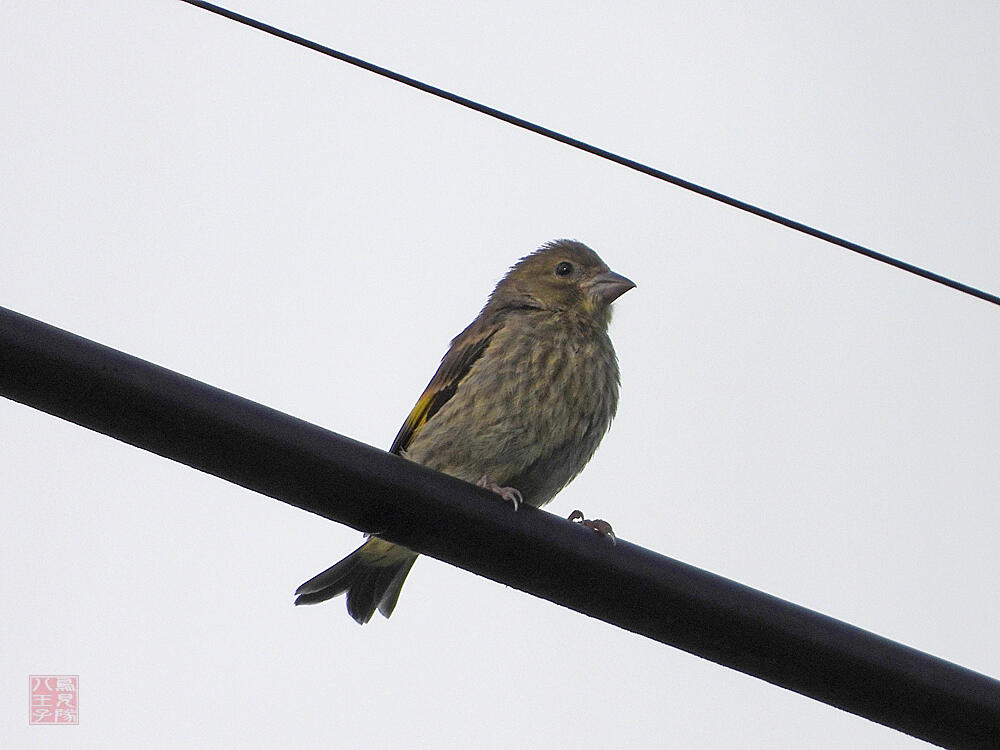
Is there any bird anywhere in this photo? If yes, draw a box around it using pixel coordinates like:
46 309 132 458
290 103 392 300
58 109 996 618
294 239 634 624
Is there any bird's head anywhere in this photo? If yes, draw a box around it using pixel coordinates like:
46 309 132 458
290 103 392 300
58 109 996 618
489 239 635 324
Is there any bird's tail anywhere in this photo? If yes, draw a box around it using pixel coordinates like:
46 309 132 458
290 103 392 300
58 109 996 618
294 537 418 625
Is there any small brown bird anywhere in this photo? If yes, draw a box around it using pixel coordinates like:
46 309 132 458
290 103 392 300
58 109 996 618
295 239 634 623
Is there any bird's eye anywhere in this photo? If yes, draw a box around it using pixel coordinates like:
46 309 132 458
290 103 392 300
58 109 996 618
555 262 574 277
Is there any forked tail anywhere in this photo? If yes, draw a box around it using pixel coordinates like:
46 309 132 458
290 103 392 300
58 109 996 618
294 537 418 625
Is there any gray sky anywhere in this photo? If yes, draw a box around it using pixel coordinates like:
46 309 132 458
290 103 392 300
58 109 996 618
3 1 998 747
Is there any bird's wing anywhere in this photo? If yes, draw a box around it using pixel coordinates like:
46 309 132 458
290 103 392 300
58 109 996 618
389 322 499 455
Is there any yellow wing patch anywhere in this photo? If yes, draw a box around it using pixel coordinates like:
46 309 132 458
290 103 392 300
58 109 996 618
388 326 498 455
389 386 439 455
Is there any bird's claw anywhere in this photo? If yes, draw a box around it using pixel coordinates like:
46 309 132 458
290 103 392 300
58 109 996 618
568 509 616 544
477 476 523 510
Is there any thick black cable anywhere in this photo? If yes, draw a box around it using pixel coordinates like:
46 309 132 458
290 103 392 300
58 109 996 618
174 0 1000 307
3 305 1000 748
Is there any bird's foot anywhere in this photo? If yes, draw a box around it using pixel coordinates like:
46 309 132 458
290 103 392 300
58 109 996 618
477 476 523 510
568 510 616 544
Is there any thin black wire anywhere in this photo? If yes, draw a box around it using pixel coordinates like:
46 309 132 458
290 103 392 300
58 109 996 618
176 0 1000 308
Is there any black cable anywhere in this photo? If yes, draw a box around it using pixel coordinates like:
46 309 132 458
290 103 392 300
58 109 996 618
2 304 999 748
174 0 1000 307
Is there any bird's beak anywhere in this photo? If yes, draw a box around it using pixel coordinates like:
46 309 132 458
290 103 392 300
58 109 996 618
585 270 636 304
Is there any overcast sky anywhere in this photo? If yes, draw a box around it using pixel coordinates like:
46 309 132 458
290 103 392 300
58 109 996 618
3 2 999 748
